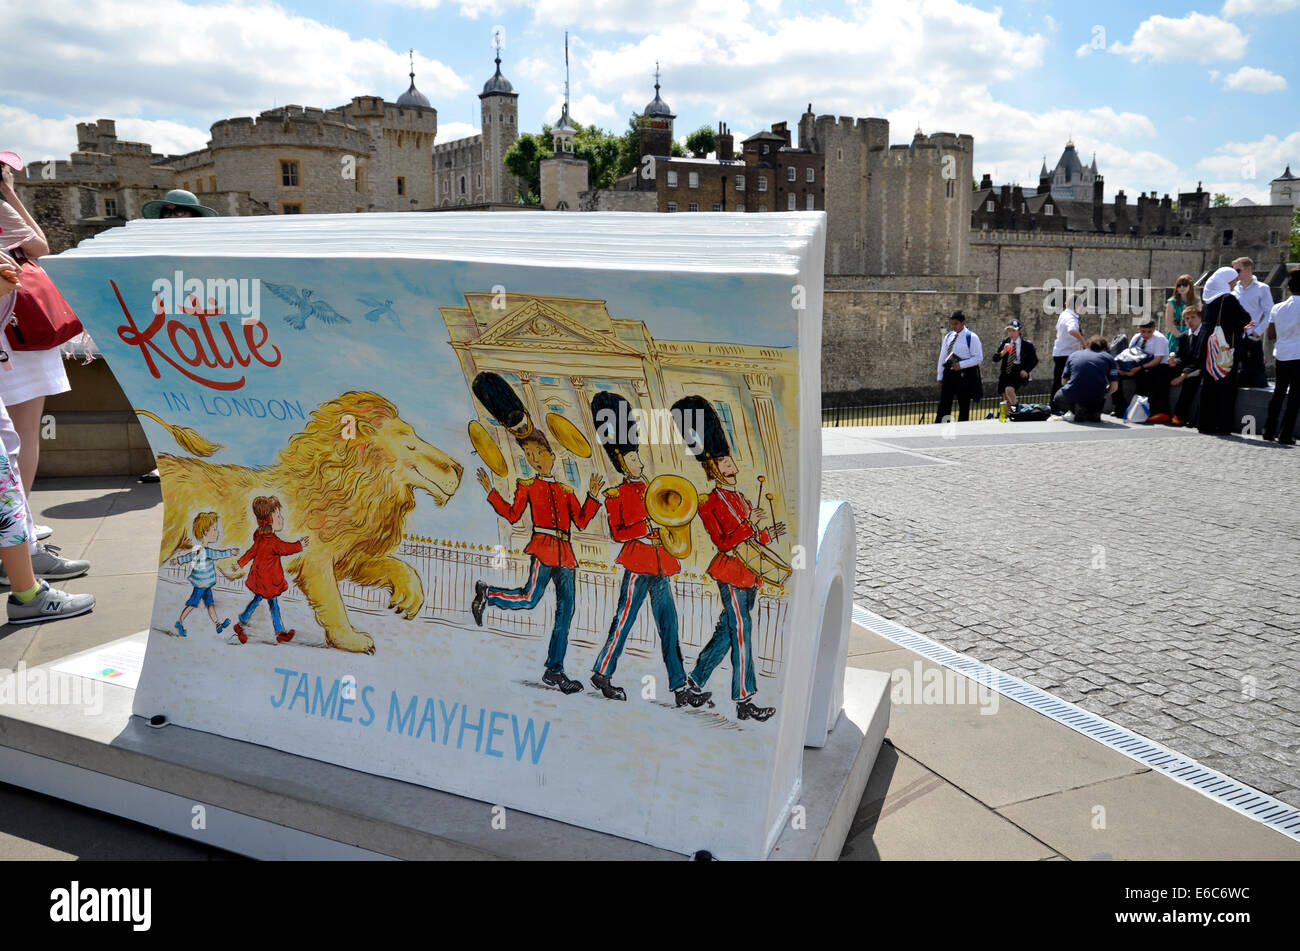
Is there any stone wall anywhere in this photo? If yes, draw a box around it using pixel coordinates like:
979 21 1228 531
969 230 1210 294
580 189 657 212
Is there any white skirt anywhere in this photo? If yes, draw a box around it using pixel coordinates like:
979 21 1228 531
0 345 71 406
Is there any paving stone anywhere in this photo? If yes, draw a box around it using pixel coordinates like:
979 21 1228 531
826 432 1300 805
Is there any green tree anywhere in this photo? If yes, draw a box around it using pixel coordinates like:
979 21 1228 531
1212 192 1232 207
503 131 551 204
615 114 686 179
685 124 716 158
1291 206 1300 260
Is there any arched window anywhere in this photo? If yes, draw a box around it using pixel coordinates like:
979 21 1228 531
460 176 466 194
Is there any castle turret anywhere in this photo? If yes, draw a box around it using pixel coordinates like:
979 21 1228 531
479 33 520 204
637 63 676 164
540 33 587 210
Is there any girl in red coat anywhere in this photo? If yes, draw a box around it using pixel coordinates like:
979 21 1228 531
231 495 308 644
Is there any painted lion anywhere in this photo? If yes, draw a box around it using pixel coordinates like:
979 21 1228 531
156 391 462 654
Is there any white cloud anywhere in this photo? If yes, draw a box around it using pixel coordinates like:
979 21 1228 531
434 121 479 144
1108 13 1247 63
1197 131 1300 188
6 0 466 124
1222 0 1300 16
1222 66 1288 93
0 105 210 165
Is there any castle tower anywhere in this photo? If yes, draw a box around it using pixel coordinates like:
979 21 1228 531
1271 165 1299 210
637 63 675 163
540 33 587 211
479 31 520 204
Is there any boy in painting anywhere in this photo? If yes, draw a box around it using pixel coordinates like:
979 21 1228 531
171 511 238 637
232 496 308 645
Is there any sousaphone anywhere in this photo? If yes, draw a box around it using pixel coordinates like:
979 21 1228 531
645 473 698 559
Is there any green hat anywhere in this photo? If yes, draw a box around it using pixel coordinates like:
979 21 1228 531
141 189 218 219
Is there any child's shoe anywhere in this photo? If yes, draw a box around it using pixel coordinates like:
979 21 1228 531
230 622 247 645
276 629 295 643
216 618 231 634
175 621 188 637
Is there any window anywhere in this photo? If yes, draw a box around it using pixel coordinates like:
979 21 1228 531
758 177 768 192
712 203 722 211
688 172 699 189
104 197 118 217
476 173 482 188
667 202 678 212
806 194 815 210
280 161 299 187
736 175 745 191
757 204 767 213
667 170 678 187
1044 204 1053 216
762 144 770 155
837 148 843 161
688 202 699 212
986 200 994 212
787 193 796 211
1270 230 1280 245
1222 229 1234 247
787 167 796 181
355 168 364 193
945 180 954 198
281 203 302 214
714 401 737 446
182 181 189 193
563 459 579 488
397 176 406 196
460 176 466 195
209 176 216 192
806 167 815 183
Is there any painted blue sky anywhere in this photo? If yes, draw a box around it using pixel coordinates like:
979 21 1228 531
6 0 1299 203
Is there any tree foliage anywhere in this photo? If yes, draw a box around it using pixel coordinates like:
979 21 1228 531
685 125 716 158
1291 206 1300 260
1212 192 1232 208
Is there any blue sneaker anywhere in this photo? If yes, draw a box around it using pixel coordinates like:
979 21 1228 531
216 617 231 634
175 621 188 637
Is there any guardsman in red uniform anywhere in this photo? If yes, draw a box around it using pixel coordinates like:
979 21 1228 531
673 395 785 723
588 392 712 708
469 373 602 694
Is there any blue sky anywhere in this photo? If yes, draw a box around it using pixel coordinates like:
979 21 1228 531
6 0 1299 202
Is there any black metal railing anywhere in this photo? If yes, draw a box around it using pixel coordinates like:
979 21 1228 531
823 391 1055 427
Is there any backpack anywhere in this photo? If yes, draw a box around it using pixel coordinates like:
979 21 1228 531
1009 403 1052 422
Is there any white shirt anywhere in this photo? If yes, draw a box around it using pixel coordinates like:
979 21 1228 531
1262 296 1300 361
1131 331 1169 363
937 327 983 380
1234 278 1273 337
1053 309 1082 357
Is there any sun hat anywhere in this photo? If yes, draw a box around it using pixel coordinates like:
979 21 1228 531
0 152 23 172
141 188 218 219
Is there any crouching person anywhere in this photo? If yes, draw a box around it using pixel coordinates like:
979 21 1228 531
1052 335 1118 423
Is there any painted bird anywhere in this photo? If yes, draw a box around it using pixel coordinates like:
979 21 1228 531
357 296 402 329
263 283 351 331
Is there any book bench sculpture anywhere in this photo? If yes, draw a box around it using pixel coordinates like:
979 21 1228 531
38 212 886 860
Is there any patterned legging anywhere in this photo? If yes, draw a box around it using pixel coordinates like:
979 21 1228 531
0 448 30 548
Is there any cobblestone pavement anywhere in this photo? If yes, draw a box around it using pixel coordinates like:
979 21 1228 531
824 428 1300 806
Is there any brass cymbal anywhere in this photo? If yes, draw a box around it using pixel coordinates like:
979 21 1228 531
468 419 507 477
546 412 591 458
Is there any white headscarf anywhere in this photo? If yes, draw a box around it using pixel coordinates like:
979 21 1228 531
1202 266 1237 304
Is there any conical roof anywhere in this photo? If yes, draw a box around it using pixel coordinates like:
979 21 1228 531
481 53 517 97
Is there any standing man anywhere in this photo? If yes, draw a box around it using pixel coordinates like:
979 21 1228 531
1257 269 1300 445
588 392 712 708
469 372 603 695
934 311 983 423
1052 294 1086 395
673 396 785 723
1232 257 1272 389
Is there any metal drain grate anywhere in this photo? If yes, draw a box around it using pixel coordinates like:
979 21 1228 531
853 604 1300 842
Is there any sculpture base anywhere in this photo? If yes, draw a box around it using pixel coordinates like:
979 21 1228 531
0 633 889 860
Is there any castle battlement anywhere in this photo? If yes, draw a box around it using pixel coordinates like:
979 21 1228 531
209 111 373 152
435 135 483 154
971 230 1201 249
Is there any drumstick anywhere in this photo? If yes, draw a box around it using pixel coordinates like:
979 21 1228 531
765 492 775 526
